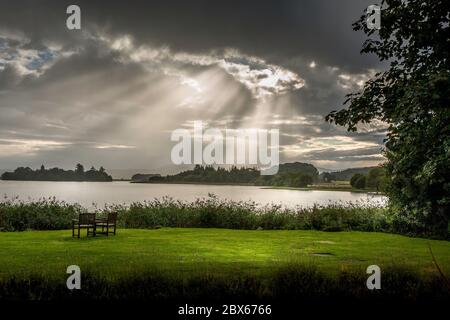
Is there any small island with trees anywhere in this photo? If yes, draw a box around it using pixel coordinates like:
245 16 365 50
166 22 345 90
137 162 319 188
132 162 387 192
1 164 113 182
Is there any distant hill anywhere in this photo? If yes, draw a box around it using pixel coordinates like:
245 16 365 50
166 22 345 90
315 167 334 174
328 166 378 181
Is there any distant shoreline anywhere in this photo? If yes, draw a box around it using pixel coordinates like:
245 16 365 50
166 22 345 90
261 186 383 194
0 179 381 194
130 180 255 186
129 180 379 194
1 164 113 182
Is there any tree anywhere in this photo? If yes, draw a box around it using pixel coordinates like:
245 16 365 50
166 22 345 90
75 164 84 175
326 0 450 237
355 175 367 190
295 173 313 187
367 167 386 191
350 173 366 189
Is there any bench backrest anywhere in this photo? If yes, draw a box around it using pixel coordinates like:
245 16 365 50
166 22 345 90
79 213 96 225
107 212 118 223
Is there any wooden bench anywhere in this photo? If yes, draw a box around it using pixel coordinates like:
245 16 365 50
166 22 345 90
95 212 118 236
72 213 96 238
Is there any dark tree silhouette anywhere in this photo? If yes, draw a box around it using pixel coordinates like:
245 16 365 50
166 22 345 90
144 164 316 188
75 163 84 175
326 0 450 236
1 164 112 182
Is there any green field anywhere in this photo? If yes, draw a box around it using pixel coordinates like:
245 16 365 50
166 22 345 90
1 228 449 280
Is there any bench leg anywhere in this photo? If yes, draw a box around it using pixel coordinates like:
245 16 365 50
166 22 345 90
77 226 80 238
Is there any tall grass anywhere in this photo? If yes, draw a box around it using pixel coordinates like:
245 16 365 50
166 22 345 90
0 195 390 232
0 197 83 231
111 196 389 232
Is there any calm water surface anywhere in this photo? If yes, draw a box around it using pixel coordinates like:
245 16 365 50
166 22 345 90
0 180 386 209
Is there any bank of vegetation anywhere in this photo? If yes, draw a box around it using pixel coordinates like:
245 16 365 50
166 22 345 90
1 164 113 182
0 196 446 239
139 162 320 188
134 163 388 193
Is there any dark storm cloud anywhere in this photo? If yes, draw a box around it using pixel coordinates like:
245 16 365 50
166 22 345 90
0 0 382 72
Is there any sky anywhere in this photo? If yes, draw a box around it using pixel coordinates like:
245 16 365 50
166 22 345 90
0 0 387 174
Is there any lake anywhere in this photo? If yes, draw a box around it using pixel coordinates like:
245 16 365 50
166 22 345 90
0 180 386 209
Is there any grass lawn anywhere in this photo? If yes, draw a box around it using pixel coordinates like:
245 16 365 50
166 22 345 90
0 228 449 280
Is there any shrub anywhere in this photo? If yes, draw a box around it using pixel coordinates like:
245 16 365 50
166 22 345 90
350 174 367 189
0 196 390 233
0 197 83 231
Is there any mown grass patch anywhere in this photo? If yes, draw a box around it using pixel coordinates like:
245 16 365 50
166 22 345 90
1 228 449 279
1 228 449 301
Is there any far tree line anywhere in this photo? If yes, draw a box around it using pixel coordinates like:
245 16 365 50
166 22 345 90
1 164 113 182
144 163 318 188
134 162 386 190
